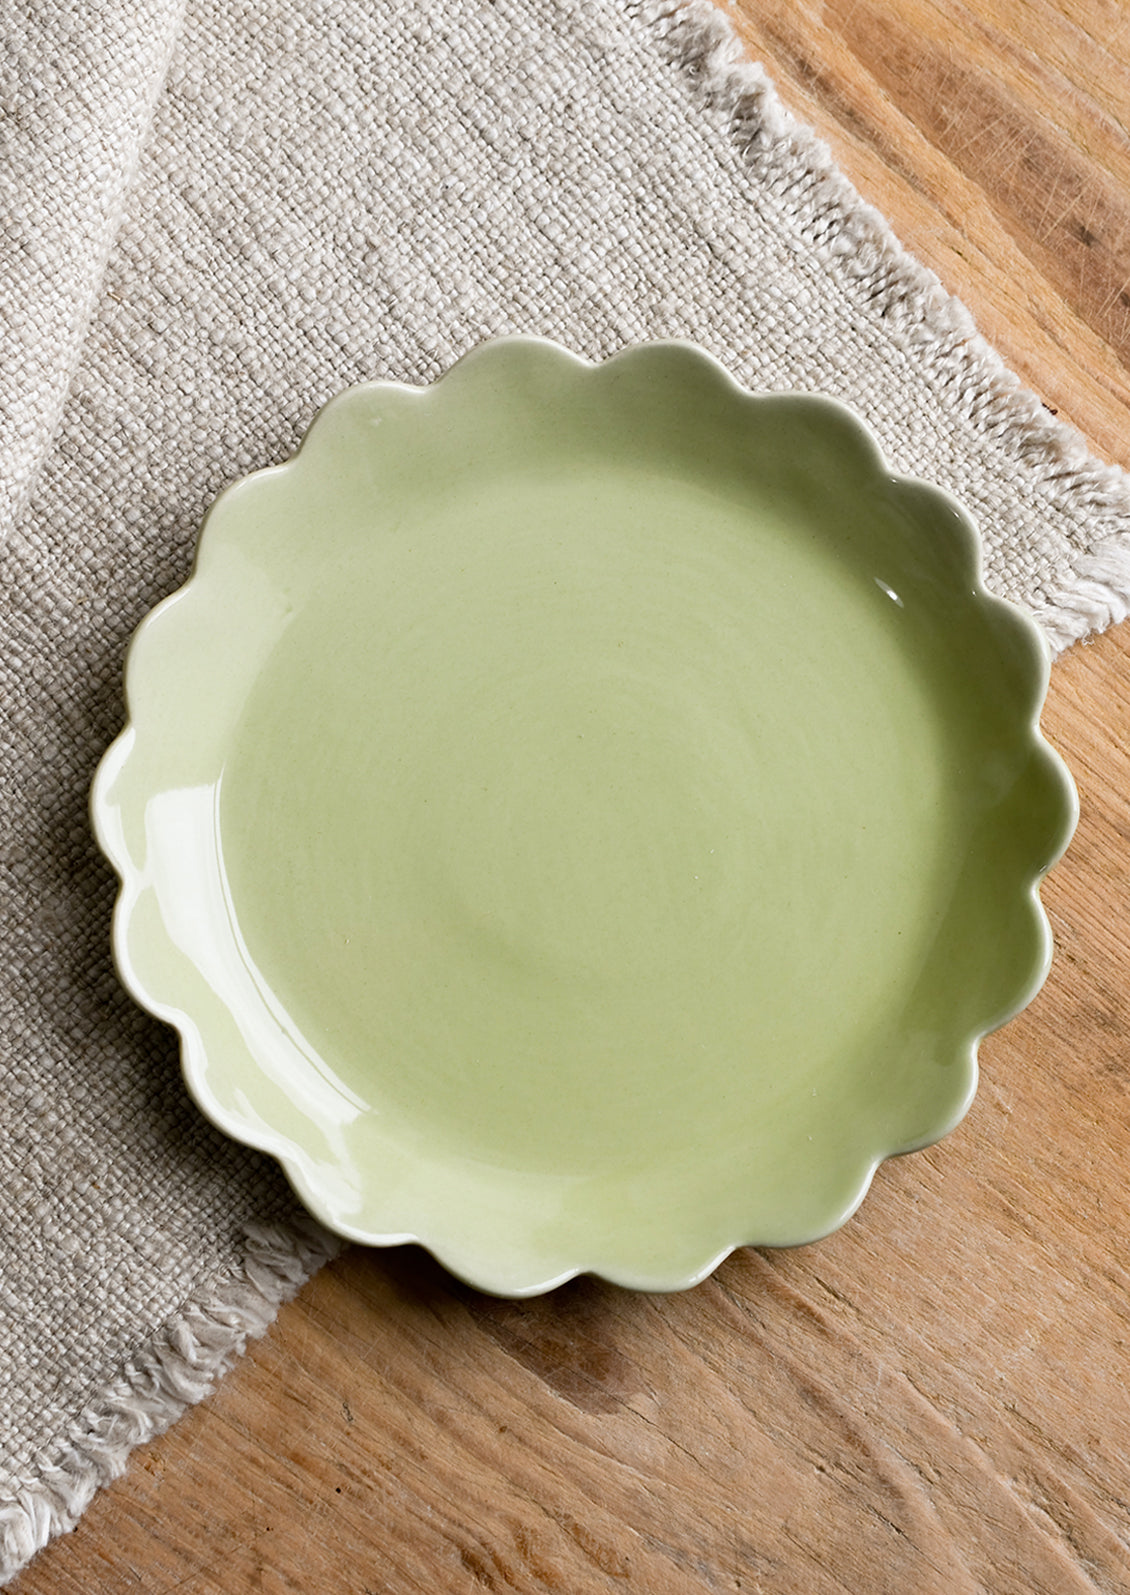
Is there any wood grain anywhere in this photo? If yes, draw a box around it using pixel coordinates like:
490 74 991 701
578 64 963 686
17 2 1130 1591
729 0 1130 468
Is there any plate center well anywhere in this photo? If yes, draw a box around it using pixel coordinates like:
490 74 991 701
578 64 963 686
217 465 956 1175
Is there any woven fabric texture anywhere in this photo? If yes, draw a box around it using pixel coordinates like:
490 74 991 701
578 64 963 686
3 0 1130 1580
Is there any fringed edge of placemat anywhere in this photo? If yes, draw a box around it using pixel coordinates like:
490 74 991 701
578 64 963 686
0 1220 342 1585
639 0 1130 655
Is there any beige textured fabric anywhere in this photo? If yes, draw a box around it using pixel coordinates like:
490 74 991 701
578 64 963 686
3 0 1130 1580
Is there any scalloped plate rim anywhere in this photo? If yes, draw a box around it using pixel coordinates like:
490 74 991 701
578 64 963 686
91 335 1079 1296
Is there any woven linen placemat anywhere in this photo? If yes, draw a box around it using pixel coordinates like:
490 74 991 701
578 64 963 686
4 0 1130 1581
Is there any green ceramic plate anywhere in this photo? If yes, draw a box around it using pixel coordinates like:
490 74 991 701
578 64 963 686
92 338 1077 1296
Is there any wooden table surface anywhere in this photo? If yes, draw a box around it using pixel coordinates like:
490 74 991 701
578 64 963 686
18 2 1130 1590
